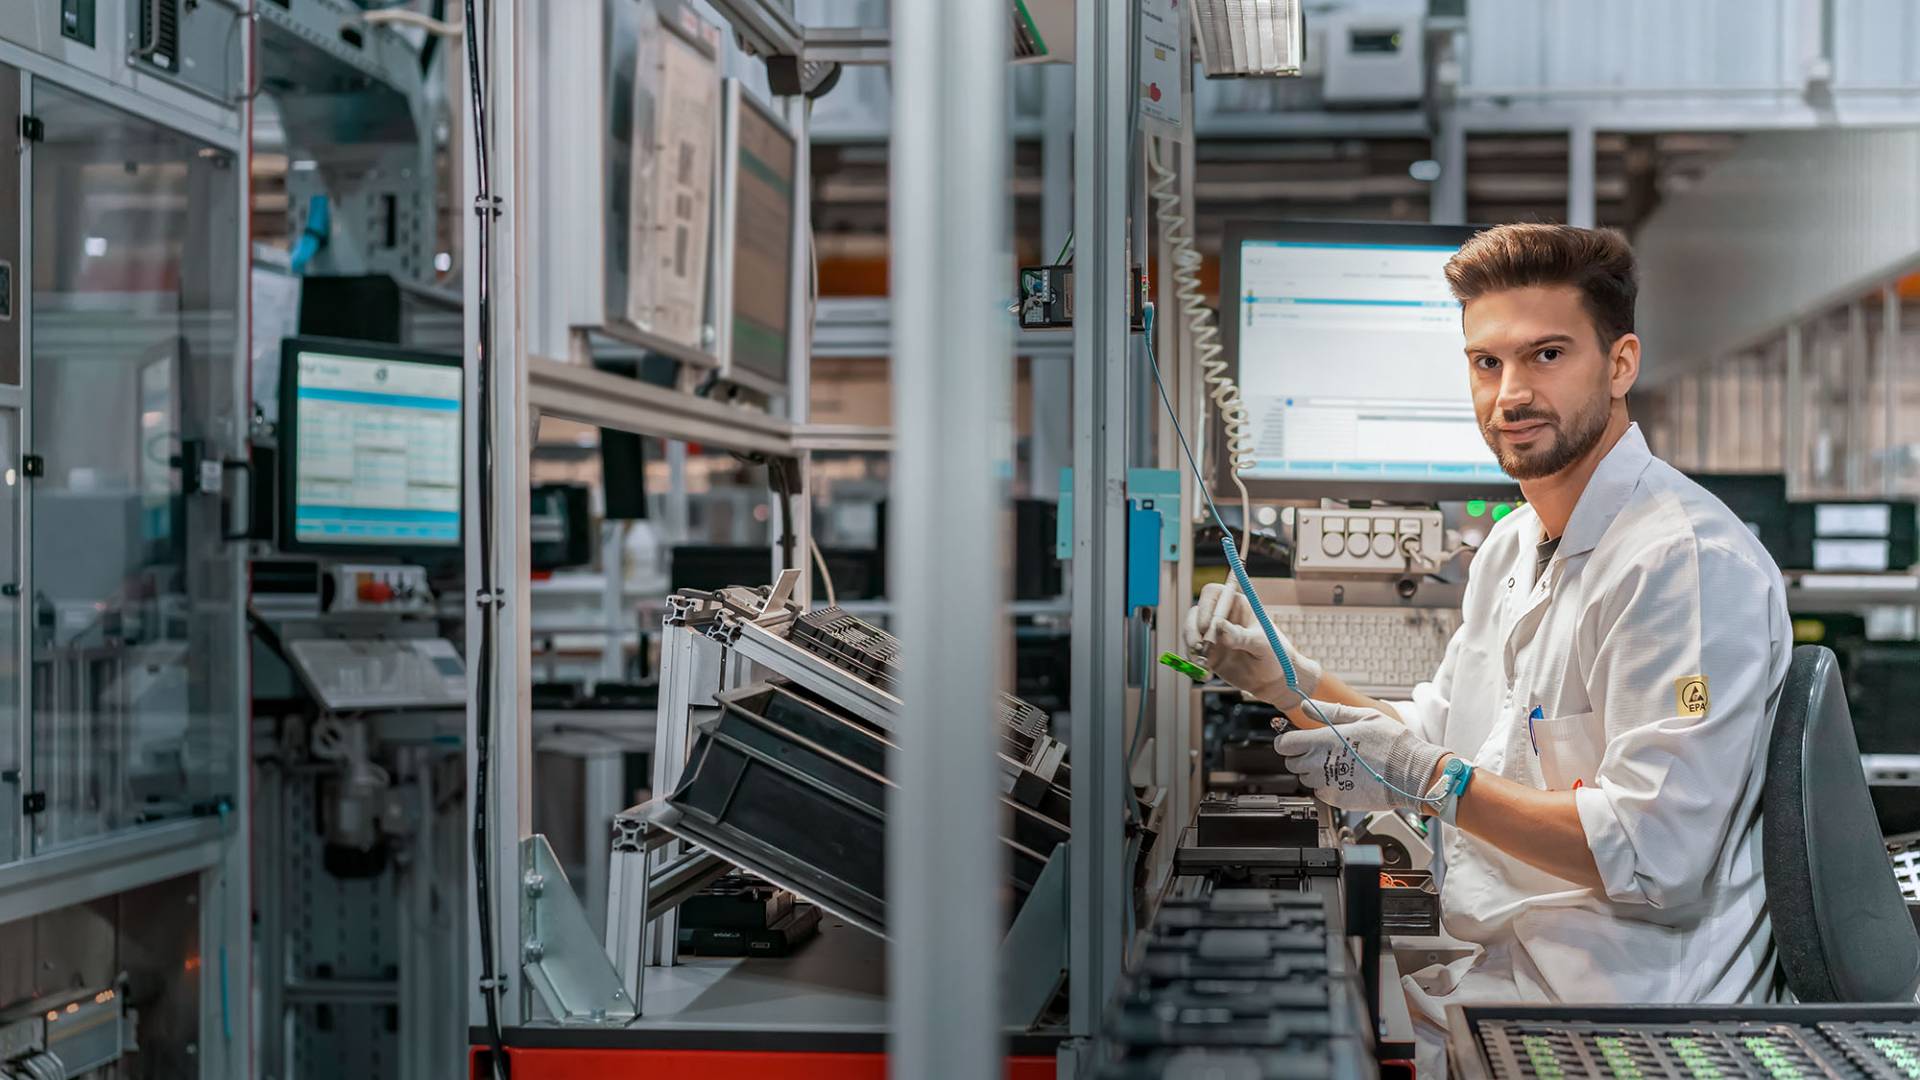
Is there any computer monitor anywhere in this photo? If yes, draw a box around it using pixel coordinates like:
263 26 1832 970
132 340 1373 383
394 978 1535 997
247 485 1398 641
531 484 593 571
1790 498 1917 572
278 337 462 555
719 80 799 396
1687 473 1794 568
1219 221 1515 502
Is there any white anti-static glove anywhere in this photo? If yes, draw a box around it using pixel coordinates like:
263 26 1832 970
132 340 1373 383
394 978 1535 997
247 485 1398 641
1273 702 1451 814
1183 582 1322 709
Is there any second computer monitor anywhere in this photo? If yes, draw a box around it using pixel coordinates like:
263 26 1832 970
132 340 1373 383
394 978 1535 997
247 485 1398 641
1220 221 1514 502
279 337 463 556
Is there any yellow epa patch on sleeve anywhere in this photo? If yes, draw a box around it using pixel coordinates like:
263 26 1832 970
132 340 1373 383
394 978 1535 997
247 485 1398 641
1675 676 1709 717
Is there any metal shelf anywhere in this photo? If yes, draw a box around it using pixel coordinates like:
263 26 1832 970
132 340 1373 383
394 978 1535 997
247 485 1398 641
792 424 891 453
1787 573 1920 609
812 297 1074 362
532 710 658 755
726 619 902 731
528 358 793 456
256 0 423 100
1864 754 1920 788
620 919 884 1033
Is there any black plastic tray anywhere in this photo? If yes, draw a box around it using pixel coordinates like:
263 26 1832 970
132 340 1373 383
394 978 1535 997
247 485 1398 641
1096 1046 1370 1080
661 681 1057 932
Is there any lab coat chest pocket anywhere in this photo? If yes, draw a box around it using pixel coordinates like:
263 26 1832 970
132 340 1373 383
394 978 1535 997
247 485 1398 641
1532 711 1604 791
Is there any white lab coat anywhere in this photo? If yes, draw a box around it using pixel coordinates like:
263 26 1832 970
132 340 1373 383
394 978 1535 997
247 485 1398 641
1391 424 1791 1063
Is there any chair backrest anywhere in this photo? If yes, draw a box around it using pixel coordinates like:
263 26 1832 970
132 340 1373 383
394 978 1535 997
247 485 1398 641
1763 644 1920 1001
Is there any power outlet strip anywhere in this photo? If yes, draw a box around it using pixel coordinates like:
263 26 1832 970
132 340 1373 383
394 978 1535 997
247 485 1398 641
1293 508 1443 575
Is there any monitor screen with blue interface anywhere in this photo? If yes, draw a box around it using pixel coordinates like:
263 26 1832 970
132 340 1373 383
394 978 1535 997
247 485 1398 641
285 342 461 549
1228 225 1510 493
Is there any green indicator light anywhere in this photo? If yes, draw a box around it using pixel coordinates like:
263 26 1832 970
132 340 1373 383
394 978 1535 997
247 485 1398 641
1466 499 1488 518
1491 502 1513 522
1158 652 1211 683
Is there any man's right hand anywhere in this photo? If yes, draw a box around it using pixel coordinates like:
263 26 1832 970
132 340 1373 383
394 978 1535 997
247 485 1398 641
1182 582 1323 709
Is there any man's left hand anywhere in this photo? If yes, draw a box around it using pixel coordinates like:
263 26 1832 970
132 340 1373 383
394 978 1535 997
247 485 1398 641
1274 703 1451 814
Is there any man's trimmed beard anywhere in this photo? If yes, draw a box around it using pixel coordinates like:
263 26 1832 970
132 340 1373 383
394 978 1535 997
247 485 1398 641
1482 391 1611 481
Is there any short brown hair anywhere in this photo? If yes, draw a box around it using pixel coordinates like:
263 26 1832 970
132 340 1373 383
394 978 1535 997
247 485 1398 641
1444 223 1638 349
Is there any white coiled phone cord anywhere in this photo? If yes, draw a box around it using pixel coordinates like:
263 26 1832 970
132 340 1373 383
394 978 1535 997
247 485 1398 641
1146 135 1254 549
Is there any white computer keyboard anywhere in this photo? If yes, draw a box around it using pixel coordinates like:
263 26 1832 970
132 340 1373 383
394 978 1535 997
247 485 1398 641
1266 605 1461 698
286 638 468 711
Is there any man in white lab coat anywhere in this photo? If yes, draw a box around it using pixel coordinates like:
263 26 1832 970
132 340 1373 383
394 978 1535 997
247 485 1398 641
1187 223 1791 1074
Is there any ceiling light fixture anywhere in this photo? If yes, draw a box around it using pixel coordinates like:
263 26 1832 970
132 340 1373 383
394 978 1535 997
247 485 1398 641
1192 0 1305 79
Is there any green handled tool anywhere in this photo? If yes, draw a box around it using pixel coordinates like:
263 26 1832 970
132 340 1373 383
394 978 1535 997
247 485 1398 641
1158 652 1210 683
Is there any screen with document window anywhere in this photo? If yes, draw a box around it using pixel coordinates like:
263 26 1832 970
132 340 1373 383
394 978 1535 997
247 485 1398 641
1227 225 1512 496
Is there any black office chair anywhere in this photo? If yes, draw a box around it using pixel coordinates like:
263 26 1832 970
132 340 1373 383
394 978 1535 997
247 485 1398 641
1763 644 1920 1001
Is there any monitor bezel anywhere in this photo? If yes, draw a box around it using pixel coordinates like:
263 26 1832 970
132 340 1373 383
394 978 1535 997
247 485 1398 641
1218 219 1521 504
277 336 465 558
717 79 801 398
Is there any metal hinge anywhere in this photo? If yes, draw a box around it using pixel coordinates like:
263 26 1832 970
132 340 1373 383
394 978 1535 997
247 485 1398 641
21 455 42 478
19 116 43 142
22 792 45 815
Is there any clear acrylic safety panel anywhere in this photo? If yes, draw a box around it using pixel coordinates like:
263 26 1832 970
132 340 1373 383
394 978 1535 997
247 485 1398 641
0 411 18 865
1796 310 1861 498
1891 300 1920 496
27 82 242 853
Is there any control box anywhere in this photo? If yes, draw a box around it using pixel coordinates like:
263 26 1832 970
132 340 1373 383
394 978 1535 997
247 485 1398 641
1293 508 1443 575
1319 7 1426 105
325 564 434 614
1016 263 1146 330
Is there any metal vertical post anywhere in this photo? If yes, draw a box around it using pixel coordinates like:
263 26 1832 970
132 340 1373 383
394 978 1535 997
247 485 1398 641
1430 108 1466 225
1033 63 1076 501
786 97 815 605
601 521 626 681
465 0 532 1031
1786 323 1804 498
1886 284 1901 495
1695 372 1711 473
1567 119 1596 229
1042 64 1074 265
886 0 1009 1076
1175 109 1203 834
1153 133 1180 810
1848 300 1867 494
1151 61 1199 890
12 67 30 869
1070 0 1131 1042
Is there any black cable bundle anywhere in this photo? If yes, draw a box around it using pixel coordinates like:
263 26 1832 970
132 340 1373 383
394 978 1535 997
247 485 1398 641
461 0 507 1074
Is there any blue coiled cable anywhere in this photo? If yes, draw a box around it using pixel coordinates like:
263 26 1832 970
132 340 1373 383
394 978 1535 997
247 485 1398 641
1140 301 1443 806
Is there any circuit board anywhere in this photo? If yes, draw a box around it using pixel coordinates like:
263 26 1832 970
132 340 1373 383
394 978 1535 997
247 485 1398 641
1471 1017 1920 1080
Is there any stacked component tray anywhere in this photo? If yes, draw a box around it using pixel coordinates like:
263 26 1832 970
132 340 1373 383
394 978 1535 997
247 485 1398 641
788 606 900 691
1196 793 1322 848
1449 1006 1920 1080
1100 888 1372 1079
1176 794 1340 885
788 605 1072 787
654 679 1062 934
1886 833 1920 911
676 873 823 958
